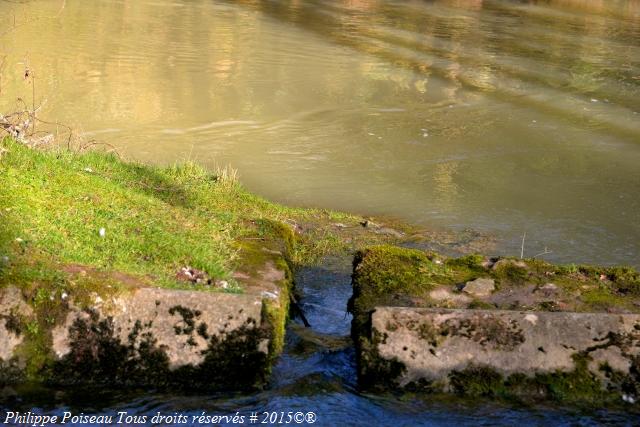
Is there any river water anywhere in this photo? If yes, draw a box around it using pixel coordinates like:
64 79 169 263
1 0 640 267
1 0 640 424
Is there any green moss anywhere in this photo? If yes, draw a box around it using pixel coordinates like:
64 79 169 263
449 365 505 397
448 353 611 405
1 137 362 385
348 245 453 340
550 262 640 311
251 219 297 254
353 245 450 295
605 266 640 296
262 296 288 365
356 330 407 391
553 264 640 296
529 353 605 403
467 299 495 310
233 220 294 365
443 255 487 284
445 254 485 271
580 288 626 311
492 261 529 286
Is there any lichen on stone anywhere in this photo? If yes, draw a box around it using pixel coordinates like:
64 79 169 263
350 244 640 404
45 306 275 391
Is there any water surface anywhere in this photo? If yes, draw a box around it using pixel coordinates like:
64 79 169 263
1 0 640 266
2 4 640 422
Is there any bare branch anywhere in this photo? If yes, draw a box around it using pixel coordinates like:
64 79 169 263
533 247 553 259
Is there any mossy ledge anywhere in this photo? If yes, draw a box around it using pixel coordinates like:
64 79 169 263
0 138 411 390
349 245 640 406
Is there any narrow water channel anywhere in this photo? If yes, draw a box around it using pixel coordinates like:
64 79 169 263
1 258 637 425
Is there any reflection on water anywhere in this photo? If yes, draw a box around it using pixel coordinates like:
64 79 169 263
1 0 639 268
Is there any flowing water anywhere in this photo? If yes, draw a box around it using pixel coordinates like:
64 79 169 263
1 0 640 266
2 0 640 424
2 258 638 425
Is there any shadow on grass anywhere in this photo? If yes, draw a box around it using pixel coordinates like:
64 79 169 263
113 163 192 208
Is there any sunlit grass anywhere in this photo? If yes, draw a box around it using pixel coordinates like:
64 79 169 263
0 137 363 289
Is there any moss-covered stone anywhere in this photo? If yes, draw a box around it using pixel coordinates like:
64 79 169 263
350 245 640 405
348 245 453 338
46 308 272 391
349 246 640 322
449 353 614 405
356 329 408 391
0 225 294 390
363 307 640 406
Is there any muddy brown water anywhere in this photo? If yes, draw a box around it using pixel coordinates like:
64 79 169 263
1 0 640 424
1 0 639 267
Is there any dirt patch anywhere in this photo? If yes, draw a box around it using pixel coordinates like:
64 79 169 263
61 264 149 288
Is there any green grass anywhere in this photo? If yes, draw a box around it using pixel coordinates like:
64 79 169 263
0 137 412 380
0 138 378 381
0 137 387 380
0 137 368 294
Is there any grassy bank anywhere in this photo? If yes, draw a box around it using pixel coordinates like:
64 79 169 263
0 136 409 323
0 137 370 290
0 137 410 381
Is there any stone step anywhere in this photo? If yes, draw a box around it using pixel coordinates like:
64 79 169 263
362 307 640 403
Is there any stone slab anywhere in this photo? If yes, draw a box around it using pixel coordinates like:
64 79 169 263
51 287 268 368
0 287 32 363
364 307 640 399
0 283 285 390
